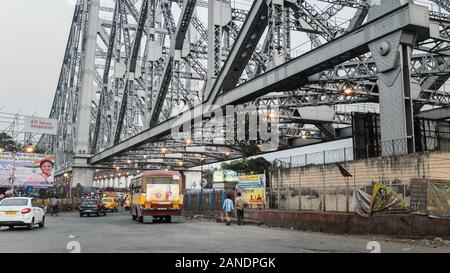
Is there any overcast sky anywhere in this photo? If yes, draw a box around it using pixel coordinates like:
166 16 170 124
0 0 440 162
0 0 74 118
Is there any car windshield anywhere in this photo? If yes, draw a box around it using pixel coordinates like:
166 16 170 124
0 199 29 206
82 200 97 205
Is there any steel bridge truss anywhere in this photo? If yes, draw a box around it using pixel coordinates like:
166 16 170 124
39 0 450 180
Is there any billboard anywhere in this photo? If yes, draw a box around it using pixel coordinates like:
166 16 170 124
224 170 238 182
0 152 55 188
237 174 266 188
24 116 58 135
212 170 238 183
237 174 266 205
146 184 180 202
213 170 224 183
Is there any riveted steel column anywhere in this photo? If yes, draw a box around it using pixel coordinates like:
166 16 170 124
75 0 100 155
368 0 423 156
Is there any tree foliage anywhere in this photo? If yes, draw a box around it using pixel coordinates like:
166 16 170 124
0 133 45 153
221 157 272 174
0 133 19 152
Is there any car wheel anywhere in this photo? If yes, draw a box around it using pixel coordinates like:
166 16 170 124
39 217 45 228
8 225 14 230
80 213 83 217
28 218 34 230
138 216 144 223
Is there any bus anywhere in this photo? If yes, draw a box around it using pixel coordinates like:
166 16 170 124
130 170 184 223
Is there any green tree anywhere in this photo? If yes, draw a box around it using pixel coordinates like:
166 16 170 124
221 157 272 174
0 133 19 152
202 169 214 189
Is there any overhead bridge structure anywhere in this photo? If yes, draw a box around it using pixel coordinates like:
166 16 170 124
37 0 450 187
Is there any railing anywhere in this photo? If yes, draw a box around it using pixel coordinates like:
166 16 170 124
275 147 354 169
276 135 450 169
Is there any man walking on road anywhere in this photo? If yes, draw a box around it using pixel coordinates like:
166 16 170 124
235 192 245 225
222 194 234 226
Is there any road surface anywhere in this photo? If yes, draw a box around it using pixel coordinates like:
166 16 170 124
0 210 449 253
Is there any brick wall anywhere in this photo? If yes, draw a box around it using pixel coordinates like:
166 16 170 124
271 151 450 188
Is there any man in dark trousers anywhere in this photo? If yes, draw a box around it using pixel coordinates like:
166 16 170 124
235 192 245 225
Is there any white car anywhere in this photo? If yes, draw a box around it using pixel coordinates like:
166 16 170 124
0 197 45 230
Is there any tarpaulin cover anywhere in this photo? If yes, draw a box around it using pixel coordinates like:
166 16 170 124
427 180 450 219
351 189 371 218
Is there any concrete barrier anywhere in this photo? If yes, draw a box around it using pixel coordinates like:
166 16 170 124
245 209 450 239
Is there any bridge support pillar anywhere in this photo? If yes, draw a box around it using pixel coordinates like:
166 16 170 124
72 154 95 188
368 0 420 156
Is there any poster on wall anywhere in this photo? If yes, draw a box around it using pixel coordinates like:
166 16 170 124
213 170 238 183
427 180 450 219
223 170 238 182
0 152 55 188
213 170 224 183
369 183 408 214
237 174 266 205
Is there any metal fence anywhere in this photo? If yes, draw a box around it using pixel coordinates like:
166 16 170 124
275 137 449 170
183 189 227 212
276 147 354 169
266 184 410 212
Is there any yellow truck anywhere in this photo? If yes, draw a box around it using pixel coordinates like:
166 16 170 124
130 170 184 223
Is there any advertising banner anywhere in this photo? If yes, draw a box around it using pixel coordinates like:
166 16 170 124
0 152 55 188
427 180 450 219
237 174 266 205
223 170 238 182
369 183 408 214
24 116 58 135
213 170 224 183
213 170 238 183
239 188 265 205
237 174 266 188
146 184 179 202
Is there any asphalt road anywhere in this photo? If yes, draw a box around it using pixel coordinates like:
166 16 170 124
0 209 449 253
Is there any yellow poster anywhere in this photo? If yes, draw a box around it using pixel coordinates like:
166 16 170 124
240 188 266 205
370 183 408 214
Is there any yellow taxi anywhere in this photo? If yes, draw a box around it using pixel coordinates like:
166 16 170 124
101 197 119 212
